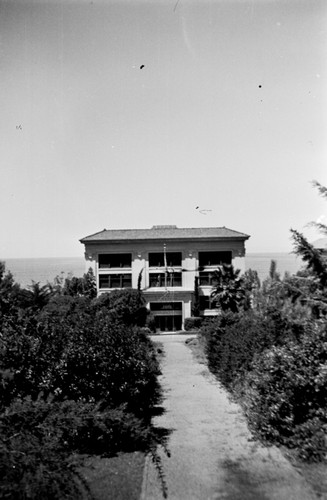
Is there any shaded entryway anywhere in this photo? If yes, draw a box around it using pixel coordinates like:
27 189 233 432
150 302 183 332
154 315 182 332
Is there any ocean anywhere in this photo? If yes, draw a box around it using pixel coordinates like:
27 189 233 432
2 253 304 289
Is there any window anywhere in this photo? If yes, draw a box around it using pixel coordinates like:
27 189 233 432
199 296 217 310
98 253 132 269
149 272 182 287
149 252 182 267
199 272 219 286
99 274 132 289
199 251 232 267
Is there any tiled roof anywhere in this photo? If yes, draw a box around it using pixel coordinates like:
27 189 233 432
80 225 250 243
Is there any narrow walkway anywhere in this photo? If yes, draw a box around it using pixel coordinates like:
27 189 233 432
141 334 317 500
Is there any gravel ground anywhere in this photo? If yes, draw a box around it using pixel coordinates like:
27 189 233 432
80 452 145 500
141 334 320 500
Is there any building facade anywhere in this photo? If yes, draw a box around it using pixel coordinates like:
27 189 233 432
80 225 250 331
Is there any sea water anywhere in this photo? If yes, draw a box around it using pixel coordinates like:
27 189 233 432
3 257 86 289
2 253 304 289
246 252 303 283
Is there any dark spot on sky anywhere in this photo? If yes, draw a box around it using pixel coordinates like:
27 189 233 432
140 65 145 69
259 85 262 88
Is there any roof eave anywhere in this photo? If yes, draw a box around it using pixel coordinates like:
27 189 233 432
80 235 250 244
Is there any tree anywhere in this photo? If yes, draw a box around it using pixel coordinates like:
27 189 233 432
192 276 200 316
137 269 143 292
291 180 327 287
242 269 261 309
19 281 53 311
0 262 21 320
50 268 97 299
269 260 280 281
211 264 245 313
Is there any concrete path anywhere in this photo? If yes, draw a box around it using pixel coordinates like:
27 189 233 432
141 334 318 500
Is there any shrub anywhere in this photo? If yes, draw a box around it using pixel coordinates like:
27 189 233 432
201 311 284 388
146 313 156 333
93 289 148 326
0 316 161 417
0 398 84 500
244 322 327 460
0 397 164 499
0 269 165 497
184 317 203 331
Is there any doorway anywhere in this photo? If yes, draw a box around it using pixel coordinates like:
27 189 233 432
154 315 182 332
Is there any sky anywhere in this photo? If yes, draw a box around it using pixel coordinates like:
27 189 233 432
1 0 326 258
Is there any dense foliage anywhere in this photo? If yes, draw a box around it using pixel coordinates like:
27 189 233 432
184 316 203 331
246 323 327 461
201 269 327 461
0 266 163 498
211 264 246 313
200 182 327 462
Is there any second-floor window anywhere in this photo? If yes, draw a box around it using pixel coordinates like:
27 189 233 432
149 272 182 287
149 252 182 267
98 253 132 268
198 251 232 267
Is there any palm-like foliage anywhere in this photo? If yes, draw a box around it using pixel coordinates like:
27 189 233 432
307 181 327 236
290 229 327 287
20 281 53 310
211 264 245 313
291 180 327 288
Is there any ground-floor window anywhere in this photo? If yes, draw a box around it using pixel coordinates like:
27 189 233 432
198 271 219 286
99 273 132 289
199 296 217 310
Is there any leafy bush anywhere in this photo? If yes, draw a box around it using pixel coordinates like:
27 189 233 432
93 289 148 326
0 398 84 500
0 312 161 417
244 323 327 461
201 311 286 388
184 317 203 331
146 313 156 333
200 289 327 461
0 397 164 499
0 267 165 498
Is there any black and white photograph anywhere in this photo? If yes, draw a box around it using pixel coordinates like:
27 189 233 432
0 1 326 498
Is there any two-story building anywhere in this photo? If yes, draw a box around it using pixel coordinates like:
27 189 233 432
80 225 250 331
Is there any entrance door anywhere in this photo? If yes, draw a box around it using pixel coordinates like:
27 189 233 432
155 315 182 332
